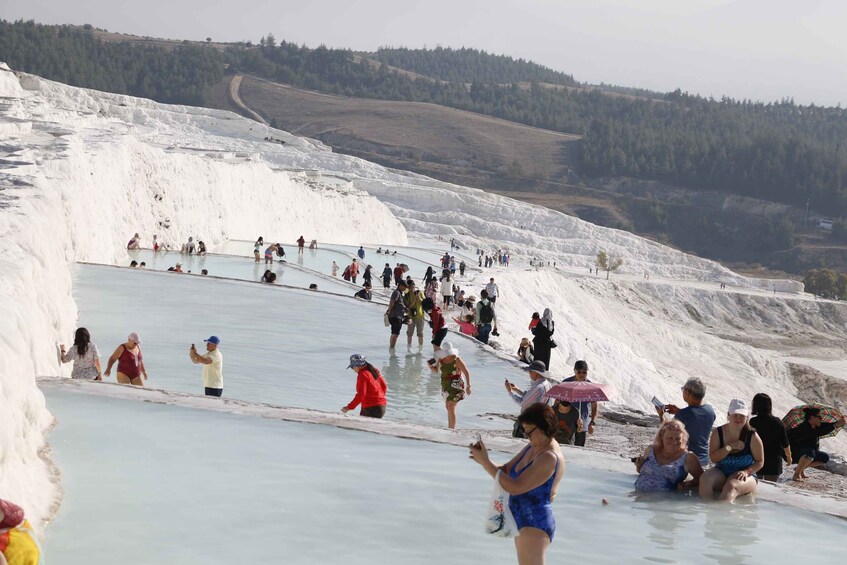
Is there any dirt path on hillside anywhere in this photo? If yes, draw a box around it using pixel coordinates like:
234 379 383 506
229 75 267 125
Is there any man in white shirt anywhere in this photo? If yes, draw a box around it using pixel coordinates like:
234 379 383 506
485 278 499 304
189 335 223 397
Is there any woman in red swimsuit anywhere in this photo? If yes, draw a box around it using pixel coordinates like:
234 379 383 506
104 332 147 386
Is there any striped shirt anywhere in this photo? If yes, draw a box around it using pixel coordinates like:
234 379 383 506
511 378 553 412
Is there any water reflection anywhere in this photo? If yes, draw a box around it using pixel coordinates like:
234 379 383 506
702 503 759 564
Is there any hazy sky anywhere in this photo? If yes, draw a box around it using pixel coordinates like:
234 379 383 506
5 0 847 105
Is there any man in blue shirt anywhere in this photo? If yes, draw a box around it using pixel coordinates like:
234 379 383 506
562 360 598 447
657 377 716 467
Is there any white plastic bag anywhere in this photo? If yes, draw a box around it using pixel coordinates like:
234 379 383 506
485 470 519 537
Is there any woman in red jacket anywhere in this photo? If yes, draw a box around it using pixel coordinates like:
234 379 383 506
342 354 388 418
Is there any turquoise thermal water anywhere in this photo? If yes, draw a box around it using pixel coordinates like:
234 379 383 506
71 264 519 430
42 387 847 564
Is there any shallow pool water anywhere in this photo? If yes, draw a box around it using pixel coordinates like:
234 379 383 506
42 387 847 564
71 264 519 429
125 249 355 294
213 240 355 278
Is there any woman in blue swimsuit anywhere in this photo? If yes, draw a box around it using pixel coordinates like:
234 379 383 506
699 398 764 502
470 403 564 565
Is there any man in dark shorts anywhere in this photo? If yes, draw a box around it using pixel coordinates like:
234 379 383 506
386 280 408 350
789 407 846 481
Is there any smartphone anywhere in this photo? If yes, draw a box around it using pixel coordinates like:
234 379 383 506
630 457 638 462
473 433 482 449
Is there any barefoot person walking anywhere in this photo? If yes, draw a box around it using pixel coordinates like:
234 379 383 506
104 332 147 386
428 341 471 429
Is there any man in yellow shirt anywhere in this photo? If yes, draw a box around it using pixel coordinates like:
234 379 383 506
189 335 223 397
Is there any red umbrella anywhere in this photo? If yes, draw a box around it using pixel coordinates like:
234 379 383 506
545 381 610 403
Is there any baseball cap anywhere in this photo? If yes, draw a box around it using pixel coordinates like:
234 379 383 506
204 336 221 345
728 398 749 416
127 332 141 344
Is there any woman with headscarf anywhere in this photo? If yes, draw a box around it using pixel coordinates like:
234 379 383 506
532 308 555 370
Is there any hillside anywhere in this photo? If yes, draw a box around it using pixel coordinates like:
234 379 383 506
6 20 847 277
229 75 579 189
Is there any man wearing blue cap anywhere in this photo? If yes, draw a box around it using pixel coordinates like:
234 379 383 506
189 336 223 397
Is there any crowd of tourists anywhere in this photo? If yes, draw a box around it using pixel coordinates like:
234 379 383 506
31 234 843 565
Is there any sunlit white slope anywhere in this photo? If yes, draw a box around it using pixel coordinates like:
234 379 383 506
0 65 405 526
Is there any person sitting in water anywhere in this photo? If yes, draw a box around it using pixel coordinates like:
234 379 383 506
354 282 372 301
261 270 276 283
130 260 138 268
200 269 208 275
197 240 207 255
309 283 318 290
788 407 846 481
634 420 703 492
377 247 383 254
173 263 184 273
139 262 146 269
699 399 764 502
127 233 141 249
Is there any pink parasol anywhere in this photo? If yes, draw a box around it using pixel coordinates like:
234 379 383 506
545 381 610 403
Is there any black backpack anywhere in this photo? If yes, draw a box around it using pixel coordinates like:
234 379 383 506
479 301 494 324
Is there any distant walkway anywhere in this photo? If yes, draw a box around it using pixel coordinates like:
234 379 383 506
229 74 268 125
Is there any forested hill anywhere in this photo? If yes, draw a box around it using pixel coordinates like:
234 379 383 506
372 46 576 85
3 19 847 219
0 21 222 105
